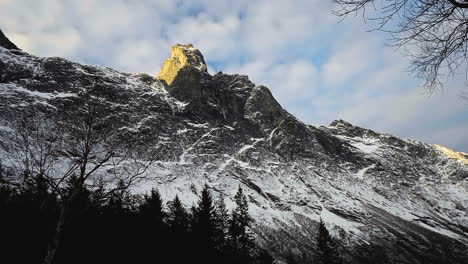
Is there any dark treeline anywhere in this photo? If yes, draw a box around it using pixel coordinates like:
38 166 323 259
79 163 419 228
0 171 274 264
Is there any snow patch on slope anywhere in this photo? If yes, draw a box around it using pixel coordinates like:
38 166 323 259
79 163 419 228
355 164 376 179
321 208 363 236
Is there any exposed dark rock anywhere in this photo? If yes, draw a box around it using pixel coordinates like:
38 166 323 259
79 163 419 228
0 28 20 50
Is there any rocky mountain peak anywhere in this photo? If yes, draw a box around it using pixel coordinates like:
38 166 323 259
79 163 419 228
157 43 207 85
0 28 20 50
329 119 379 138
329 119 352 127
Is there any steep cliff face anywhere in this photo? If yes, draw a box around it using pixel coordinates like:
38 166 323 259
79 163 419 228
0 38 467 263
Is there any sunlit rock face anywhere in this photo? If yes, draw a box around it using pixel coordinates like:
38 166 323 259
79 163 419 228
435 145 468 165
157 44 207 85
0 37 468 263
156 44 210 102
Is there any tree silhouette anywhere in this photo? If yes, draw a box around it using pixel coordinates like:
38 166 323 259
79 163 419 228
167 195 189 235
4 93 158 264
229 186 254 263
139 188 165 228
0 173 278 264
191 184 219 262
215 193 230 251
316 218 341 264
167 195 190 263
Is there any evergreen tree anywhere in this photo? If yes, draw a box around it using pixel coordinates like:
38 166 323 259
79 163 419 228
316 218 341 264
106 180 134 215
138 188 166 261
215 194 230 248
167 195 190 264
229 186 254 263
255 249 275 264
285 249 300 264
139 188 165 227
167 195 189 234
191 184 219 261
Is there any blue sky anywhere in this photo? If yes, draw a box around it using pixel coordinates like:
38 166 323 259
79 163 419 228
1 0 468 152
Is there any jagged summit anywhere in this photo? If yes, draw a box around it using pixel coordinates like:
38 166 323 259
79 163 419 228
329 119 352 127
157 44 207 85
156 44 212 101
328 119 380 139
0 28 20 50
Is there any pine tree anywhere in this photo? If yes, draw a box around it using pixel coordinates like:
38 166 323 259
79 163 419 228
255 249 275 264
135 188 166 262
229 186 254 263
167 195 189 235
285 249 300 264
214 194 230 261
166 195 191 263
316 218 341 264
106 180 134 215
191 184 219 261
139 188 165 227
215 194 230 243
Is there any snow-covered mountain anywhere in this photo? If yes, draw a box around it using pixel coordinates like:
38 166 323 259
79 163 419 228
0 34 467 263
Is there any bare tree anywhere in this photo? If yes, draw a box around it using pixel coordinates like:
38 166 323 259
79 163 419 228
333 0 468 92
4 93 158 264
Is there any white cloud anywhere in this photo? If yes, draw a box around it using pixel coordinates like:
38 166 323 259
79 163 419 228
166 14 242 62
9 29 81 58
322 30 380 85
226 59 318 104
423 122 468 151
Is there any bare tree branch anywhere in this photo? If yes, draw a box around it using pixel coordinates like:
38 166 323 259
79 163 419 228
2 89 160 264
447 0 468 9
333 0 468 92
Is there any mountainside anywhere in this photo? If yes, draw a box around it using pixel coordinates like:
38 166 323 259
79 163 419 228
1 39 467 263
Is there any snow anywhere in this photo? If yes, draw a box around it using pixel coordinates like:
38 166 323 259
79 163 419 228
321 208 363 236
173 100 189 108
434 144 468 165
0 83 76 99
350 142 379 153
355 164 375 179
179 128 219 164
177 128 189 134
333 134 381 154
187 122 210 128
417 222 462 240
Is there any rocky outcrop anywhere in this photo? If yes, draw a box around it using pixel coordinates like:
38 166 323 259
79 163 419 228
157 44 209 102
245 85 287 130
0 28 20 50
157 44 207 85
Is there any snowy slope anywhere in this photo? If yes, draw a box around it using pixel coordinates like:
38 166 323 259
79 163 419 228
0 45 467 263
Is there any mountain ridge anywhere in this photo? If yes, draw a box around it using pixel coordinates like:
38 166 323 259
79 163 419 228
0 36 467 263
